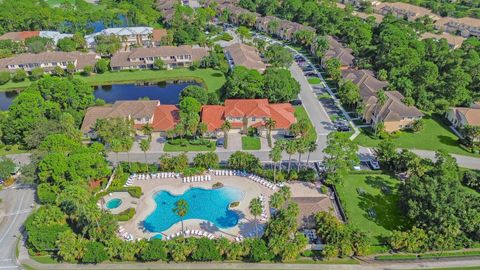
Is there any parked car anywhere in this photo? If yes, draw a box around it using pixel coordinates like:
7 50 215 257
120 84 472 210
304 72 319 77
216 138 224 147
283 133 296 139
336 125 351 132
290 99 302 105
368 159 381 170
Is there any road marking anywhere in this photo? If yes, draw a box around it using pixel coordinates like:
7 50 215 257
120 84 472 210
0 191 28 244
0 209 32 217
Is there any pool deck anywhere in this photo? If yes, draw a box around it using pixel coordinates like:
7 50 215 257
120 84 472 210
120 175 276 241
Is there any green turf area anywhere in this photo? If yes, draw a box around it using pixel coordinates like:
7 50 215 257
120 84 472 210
307 77 321 84
0 145 27 156
0 68 227 93
242 136 261 150
376 249 480 261
163 141 215 152
335 173 404 246
354 114 477 157
30 255 58 264
294 105 317 142
45 0 75 6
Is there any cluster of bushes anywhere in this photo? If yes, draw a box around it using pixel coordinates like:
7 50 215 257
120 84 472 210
254 167 318 183
115 208 136 221
462 169 480 192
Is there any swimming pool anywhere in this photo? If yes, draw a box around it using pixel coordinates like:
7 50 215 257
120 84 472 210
106 198 122 209
144 187 243 232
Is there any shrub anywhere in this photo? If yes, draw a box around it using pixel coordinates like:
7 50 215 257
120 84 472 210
410 119 424 133
139 239 167 261
82 65 93 76
246 239 273 262
108 186 142 198
36 183 58 204
159 153 188 172
288 170 298 181
12 69 27 82
30 67 44 81
193 152 219 169
462 170 479 192
0 71 10 85
95 59 110 74
228 151 261 171
320 185 328 194
182 167 203 177
115 208 135 221
95 98 106 106
82 241 109 263
298 168 317 182
191 238 222 261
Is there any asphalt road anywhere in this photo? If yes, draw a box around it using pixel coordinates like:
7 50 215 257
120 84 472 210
0 186 35 270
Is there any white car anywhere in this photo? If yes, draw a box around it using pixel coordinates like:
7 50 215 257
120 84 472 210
369 160 380 170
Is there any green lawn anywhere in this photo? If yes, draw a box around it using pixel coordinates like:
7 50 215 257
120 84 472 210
0 145 27 156
307 77 321 84
242 136 261 150
354 114 477 157
335 173 404 247
294 105 317 142
0 68 227 93
163 141 215 152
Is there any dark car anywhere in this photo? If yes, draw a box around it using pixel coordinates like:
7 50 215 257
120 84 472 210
304 72 319 77
216 138 224 147
336 125 351 132
290 99 302 105
283 133 296 139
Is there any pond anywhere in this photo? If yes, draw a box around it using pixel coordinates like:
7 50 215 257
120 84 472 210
0 80 199 110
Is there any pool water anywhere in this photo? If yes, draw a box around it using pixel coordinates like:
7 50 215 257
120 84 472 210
144 187 243 232
106 198 122 209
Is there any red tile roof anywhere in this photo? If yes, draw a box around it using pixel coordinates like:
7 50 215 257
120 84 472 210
152 29 168 41
224 99 271 118
152 105 179 131
201 105 225 131
201 99 296 131
0 31 40 41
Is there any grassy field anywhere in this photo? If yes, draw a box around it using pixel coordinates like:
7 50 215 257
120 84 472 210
242 136 261 150
335 173 404 246
354 114 477 157
0 145 27 156
307 77 321 84
163 141 215 152
0 68 227 93
294 105 317 142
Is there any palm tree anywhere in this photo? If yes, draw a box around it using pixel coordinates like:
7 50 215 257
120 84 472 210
173 199 189 233
141 123 153 139
264 118 276 148
296 139 308 172
139 138 150 172
285 140 297 174
249 198 263 237
221 120 231 149
269 146 282 182
306 141 318 167
269 192 284 210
